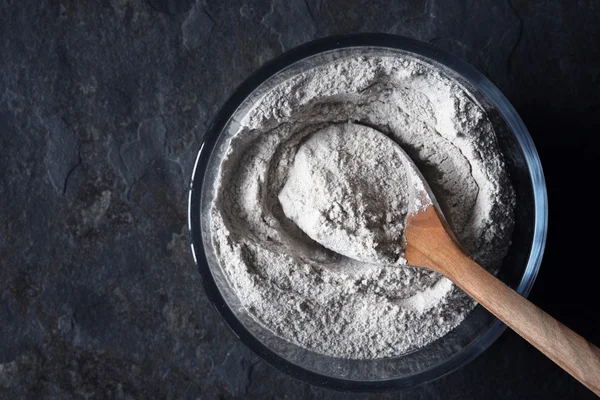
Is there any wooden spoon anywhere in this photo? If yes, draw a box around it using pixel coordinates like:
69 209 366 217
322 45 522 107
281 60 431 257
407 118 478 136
405 199 600 395
282 124 600 393
388 130 600 394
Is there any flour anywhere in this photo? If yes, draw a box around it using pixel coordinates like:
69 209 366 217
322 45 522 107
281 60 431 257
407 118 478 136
210 51 515 359
279 123 412 265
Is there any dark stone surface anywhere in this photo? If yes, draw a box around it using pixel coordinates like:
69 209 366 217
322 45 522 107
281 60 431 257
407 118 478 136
1 0 599 398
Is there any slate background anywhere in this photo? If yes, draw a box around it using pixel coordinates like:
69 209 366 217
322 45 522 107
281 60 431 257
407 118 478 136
1 0 599 398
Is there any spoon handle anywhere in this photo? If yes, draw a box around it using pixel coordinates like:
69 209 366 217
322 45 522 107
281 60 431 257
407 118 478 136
406 206 600 393
444 251 600 395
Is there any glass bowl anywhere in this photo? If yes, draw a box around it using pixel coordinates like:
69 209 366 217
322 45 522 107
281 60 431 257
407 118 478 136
188 34 547 391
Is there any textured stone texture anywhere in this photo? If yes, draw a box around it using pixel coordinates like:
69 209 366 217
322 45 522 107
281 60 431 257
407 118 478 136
1 0 599 398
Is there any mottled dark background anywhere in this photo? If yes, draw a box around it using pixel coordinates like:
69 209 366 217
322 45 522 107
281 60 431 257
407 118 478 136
1 0 599 398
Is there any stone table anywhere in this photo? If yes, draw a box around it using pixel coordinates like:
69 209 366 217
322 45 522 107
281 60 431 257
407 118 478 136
1 0 599 398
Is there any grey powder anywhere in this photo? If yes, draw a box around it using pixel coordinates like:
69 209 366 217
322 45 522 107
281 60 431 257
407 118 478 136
210 53 515 359
279 123 412 265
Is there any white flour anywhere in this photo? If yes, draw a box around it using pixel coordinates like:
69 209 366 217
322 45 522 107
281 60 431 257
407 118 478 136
210 53 515 359
279 123 413 265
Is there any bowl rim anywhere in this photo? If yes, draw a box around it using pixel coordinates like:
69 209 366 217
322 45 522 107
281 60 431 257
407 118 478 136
187 33 548 391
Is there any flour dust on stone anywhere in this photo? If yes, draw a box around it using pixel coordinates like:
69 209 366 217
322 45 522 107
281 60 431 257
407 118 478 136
210 53 515 359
